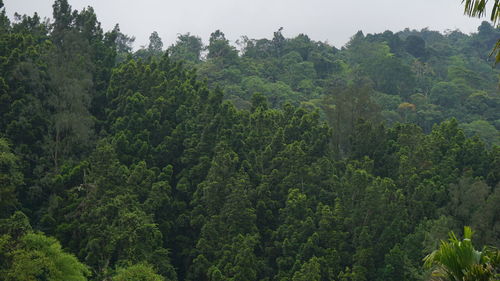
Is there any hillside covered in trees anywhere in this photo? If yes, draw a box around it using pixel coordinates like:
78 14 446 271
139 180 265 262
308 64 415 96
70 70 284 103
0 0 499 280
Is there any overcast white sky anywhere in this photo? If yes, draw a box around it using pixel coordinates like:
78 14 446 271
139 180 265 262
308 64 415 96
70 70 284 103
3 0 488 49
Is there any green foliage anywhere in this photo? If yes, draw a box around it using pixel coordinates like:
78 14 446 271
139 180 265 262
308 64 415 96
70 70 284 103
207 30 238 65
0 230 89 281
462 0 500 62
168 33 203 63
292 257 321 281
113 264 164 281
0 2 499 281
461 120 500 147
0 138 22 217
424 226 500 281
463 0 499 24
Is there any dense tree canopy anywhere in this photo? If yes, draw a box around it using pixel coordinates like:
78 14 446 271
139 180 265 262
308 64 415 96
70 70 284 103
0 1 499 280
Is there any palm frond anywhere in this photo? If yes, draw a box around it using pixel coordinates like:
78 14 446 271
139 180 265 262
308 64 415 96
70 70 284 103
462 0 500 26
423 227 497 281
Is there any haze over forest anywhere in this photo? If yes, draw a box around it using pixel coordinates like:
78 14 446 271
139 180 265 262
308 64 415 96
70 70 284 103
0 0 499 281
3 0 487 49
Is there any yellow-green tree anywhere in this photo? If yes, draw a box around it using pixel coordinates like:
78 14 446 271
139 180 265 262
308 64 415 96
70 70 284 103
1 233 89 281
113 264 164 281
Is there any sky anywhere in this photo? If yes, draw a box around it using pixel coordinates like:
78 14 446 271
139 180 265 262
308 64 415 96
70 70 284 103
3 0 488 50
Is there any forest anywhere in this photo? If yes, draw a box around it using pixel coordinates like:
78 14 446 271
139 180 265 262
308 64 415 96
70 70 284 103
0 0 499 280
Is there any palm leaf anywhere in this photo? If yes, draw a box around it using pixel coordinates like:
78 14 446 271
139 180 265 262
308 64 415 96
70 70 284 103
462 0 500 26
423 227 497 281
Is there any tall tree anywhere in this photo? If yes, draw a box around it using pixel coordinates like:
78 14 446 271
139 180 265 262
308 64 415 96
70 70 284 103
169 33 203 63
0 138 22 218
